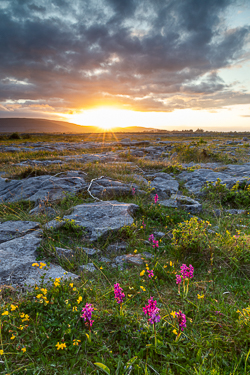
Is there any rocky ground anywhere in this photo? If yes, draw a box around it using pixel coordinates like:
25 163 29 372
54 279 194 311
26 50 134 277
0 133 250 288
1 132 250 374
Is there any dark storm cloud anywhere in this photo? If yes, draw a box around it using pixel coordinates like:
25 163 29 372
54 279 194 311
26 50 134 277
0 0 250 114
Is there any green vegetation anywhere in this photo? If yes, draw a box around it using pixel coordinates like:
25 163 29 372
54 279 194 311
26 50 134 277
0 134 250 374
1 196 250 374
202 179 250 208
174 142 235 164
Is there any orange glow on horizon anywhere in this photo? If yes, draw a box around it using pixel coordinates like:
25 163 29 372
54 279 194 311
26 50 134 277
61 104 250 132
64 107 137 130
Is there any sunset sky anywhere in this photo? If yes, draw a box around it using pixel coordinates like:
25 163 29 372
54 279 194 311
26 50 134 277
1 0 250 131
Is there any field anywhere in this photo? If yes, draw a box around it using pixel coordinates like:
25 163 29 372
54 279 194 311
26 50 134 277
0 132 250 375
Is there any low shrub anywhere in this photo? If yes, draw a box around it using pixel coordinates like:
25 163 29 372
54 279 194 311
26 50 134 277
202 178 250 208
8 132 21 140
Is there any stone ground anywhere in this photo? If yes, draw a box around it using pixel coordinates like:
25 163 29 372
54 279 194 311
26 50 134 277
1 134 250 287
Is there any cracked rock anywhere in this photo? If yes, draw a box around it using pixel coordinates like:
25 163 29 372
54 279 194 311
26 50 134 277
0 171 87 203
64 201 139 241
79 263 96 273
0 232 78 286
0 220 40 244
149 173 179 198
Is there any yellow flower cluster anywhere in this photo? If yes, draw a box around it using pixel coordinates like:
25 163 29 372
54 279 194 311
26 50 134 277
54 278 61 287
36 288 49 305
32 262 46 269
73 339 81 346
56 342 66 350
20 313 30 322
237 306 250 326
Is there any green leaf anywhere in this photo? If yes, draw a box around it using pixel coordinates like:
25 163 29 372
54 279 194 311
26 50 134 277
94 363 111 375
126 356 137 367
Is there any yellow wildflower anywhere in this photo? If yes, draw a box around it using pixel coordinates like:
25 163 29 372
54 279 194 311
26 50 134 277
69 283 73 287
11 305 18 311
21 347 26 353
40 288 47 294
140 270 145 276
39 262 46 269
54 278 61 287
77 296 82 304
134 249 137 253
140 286 146 292
173 329 178 335
72 306 77 312
21 314 30 322
197 294 204 299
170 311 176 318
0 350 4 355
56 342 66 350
11 335 15 340
73 339 81 346
32 263 39 267
2 311 8 316
170 261 173 266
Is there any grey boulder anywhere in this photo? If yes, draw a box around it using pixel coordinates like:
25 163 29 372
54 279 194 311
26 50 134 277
0 231 78 286
0 220 40 244
149 173 179 198
0 171 87 203
160 195 202 214
90 178 140 198
64 201 139 241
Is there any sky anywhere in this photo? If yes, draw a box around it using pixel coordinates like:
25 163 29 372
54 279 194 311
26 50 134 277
0 0 250 131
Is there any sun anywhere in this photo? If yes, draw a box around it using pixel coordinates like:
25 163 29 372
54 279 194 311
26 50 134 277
64 106 135 130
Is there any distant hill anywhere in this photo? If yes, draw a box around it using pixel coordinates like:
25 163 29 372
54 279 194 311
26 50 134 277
0 118 156 133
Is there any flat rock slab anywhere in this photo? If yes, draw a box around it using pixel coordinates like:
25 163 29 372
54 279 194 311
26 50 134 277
0 232 78 286
149 173 179 198
160 195 202 214
224 163 250 178
0 171 87 203
64 201 139 241
90 178 137 198
178 169 248 194
79 263 96 273
114 252 153 266
107 242 128 253
0 220 40 243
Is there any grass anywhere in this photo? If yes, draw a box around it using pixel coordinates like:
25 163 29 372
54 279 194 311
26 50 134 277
0 134 250 374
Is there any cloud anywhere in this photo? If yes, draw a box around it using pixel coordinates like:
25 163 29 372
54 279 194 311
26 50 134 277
0 0 250 115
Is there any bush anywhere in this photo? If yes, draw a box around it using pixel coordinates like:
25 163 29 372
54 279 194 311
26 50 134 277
172 217 210 256
174 142 211 163
202 178 250 208
8 132 21 140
